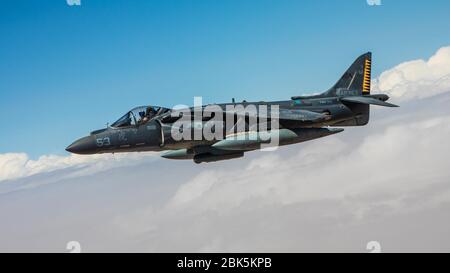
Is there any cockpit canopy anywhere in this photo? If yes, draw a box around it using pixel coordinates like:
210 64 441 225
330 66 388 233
111 106 167 128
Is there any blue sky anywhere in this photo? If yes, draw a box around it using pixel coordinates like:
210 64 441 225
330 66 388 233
1 0 450 157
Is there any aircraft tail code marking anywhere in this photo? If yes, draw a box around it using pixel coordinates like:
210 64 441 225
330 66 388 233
362 58 371 94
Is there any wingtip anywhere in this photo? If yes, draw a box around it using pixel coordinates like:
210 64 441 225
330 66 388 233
384 102 399 107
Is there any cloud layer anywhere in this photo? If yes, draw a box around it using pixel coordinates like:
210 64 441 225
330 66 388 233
1 46 450 252
2 46 450 183
373 46 450 101
0 152 157 183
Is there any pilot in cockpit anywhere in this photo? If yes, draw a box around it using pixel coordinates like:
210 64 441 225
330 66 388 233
111 106 166 128
141 107 157 124
136 107 151 125
138 111 146 124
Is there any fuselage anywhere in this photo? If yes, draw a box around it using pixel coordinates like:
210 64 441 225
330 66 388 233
65 97 362 155
66 51 397 163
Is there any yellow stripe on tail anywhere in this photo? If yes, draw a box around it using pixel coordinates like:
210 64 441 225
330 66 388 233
362 58 371 94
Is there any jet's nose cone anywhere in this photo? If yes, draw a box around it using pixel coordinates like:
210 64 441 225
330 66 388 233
66 136 97 155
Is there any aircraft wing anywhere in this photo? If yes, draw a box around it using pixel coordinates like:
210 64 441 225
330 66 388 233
254 108 330 123
161 107 330 124
213 108 330 123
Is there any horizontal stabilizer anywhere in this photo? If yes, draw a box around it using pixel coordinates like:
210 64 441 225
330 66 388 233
341 96 399 107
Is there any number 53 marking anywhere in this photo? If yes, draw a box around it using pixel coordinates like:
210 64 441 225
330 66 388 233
96 137 111 147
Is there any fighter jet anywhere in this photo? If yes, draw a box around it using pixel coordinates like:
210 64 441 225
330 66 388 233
66 52 398 163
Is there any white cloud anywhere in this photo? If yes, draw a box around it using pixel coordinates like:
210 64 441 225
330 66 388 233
2 46 450 252
373 46 450 101
109 105 450 252
168 116 450 212
2 47 450 184
0 152 156 182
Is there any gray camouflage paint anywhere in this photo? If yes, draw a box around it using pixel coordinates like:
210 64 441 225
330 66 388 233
66 52 398 163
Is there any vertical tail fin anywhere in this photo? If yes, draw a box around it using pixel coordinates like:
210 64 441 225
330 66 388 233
326 52 373 127
325 52 372 96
